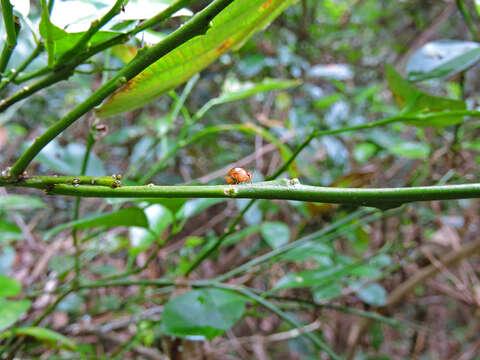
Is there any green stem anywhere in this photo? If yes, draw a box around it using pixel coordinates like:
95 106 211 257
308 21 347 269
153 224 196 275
0 1 19 80
139 123 288 184
40 0 55 68
215 208 375 281
269 295 401 327
456 0 480 41
227 285 341 360
0 0 197 111
6 0 234 179
182 114 404 275
0 43 44 90
72 132 96 288
7 179 480 209
55 0 124 67
1 0 17 49
177 108 480 275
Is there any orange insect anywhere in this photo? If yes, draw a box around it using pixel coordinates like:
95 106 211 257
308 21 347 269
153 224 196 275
225 167 252 185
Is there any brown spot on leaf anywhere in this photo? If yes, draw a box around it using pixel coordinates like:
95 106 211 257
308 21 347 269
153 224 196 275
217 38 233 54
261 0 273 10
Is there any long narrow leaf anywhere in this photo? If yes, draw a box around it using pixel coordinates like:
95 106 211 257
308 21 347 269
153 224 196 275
96 0 298 117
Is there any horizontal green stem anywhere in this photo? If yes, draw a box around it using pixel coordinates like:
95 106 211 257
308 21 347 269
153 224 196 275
26 175 121 187
5 178 480 209
5 0 233 179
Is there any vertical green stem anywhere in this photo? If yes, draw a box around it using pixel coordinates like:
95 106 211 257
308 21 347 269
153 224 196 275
0 0 19 80
72 131 95 287
456 0 480 41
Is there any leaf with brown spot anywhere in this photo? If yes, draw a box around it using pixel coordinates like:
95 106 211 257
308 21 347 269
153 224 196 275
95 0 298 117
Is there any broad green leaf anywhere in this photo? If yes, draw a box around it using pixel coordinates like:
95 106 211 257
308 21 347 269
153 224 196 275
313 283 342 302
0 195 45 211
43 207 149 241
355 283 387 306
281 242 333 262
39 17 120 64
0 275 21 298
273 263 363 292
0 220 22 242
261 221 290 249
0 299 31 332
161 289 247 340
129 204 173 255
385 64 466 126
96 0 298 117
0 326 77 351
388 141 430 159
406 40 480 82
194 78 302 119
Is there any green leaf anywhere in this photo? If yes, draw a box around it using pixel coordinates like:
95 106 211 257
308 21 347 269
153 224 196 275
0 195 45 211
388 141 430 159
353 143 377 164
0 275 21 298
0 299 31 332
129 204 173 255
0 220 22 242
180 198 226 220
142 198 188 218
40 0 55 67
260 221 290 248
222 225 260 247
161 289 247 340
281 242 333 262
0 326 78 351
273 263 363 292
313 283 342 301
355 283 387 306
96 0 298 117
43 207 149 241
385 64 466 126
39 16 120 64
194 78 301 119
406 40 480 82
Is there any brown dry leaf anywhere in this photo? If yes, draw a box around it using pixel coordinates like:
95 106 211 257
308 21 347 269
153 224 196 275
430 224 461 249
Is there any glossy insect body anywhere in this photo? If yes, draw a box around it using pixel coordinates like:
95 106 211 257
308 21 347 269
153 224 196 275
225 167 252 184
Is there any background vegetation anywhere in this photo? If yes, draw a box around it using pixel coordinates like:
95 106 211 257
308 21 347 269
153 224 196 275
1 0 480 359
